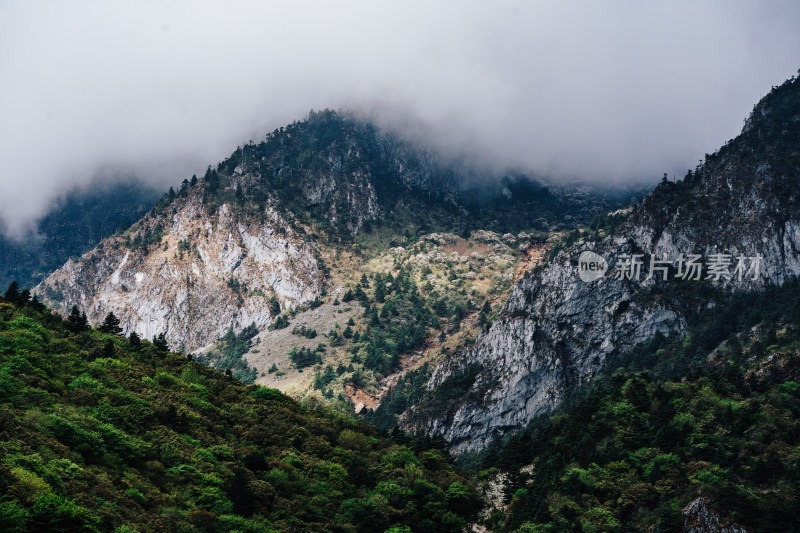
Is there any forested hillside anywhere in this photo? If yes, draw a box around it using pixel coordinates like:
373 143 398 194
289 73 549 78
0 289 479 532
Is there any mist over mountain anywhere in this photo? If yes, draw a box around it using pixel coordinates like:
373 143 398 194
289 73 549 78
0 181 161 289
2 1 800 235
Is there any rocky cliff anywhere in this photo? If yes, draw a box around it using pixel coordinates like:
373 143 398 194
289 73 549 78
410 74 800 453
37 186 323 351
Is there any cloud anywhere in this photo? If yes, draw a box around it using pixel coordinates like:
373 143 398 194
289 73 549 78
1 0 799 235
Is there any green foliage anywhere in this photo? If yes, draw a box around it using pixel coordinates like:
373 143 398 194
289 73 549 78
152 332 169 352
351 268 435 377
250 387 288 402
480 363 800 531
366 364 431 430
292 324 317 339
65 305 89 334
289 344 325 369
313 365 337 392
268 295 281 315
269 314 290 330
4 282 21 303
0 301 479 532
196 323 258 384
98 312 122 335
613 276 800 380
410 364 484 425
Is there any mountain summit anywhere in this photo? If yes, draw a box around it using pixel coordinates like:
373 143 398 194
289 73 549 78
36 110 622 352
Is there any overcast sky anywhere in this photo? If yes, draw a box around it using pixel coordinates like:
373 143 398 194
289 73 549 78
1 1 799 236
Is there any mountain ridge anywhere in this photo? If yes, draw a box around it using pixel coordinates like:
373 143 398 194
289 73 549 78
35 110 634 355
406 72 800 453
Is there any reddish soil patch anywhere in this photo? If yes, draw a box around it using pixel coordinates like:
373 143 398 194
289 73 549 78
345 383 379 412
515 241 548 282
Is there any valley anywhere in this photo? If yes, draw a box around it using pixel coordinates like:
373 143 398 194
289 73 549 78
242 229 550 410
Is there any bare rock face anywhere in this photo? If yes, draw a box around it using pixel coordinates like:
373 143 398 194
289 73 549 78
408 76 800 453
37 187 323 351
682 498 749 533
409 238 688 453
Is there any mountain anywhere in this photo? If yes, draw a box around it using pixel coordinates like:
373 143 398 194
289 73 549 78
0 181 161 290
9 73 800 533
406 74 800 453
35 110 635 358
0 296 480 532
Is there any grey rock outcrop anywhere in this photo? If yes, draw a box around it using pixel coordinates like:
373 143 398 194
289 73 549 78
682 497 749 533
410 238 688 452
37 187 323 351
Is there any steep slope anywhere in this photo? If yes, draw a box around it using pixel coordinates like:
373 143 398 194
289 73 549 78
409 73 800 453
243 230 535 405
38 186 323 351
195 109 634 239
0 296 480 532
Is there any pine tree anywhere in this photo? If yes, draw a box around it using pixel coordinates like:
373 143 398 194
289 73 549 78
374 280 386 303
103 339 115 357
479 301 492 328
269 296 281 315
66 305 90 333
205 167 220 193
29 294 45 311
4 281 20 304
270 315 289 330
99 312 122 335
129 331 141 348
354 285 367 303
18 289 31 305
153 332 169 351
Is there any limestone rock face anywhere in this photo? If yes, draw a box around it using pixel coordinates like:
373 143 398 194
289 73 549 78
37 188 323 351
410 238 688 453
